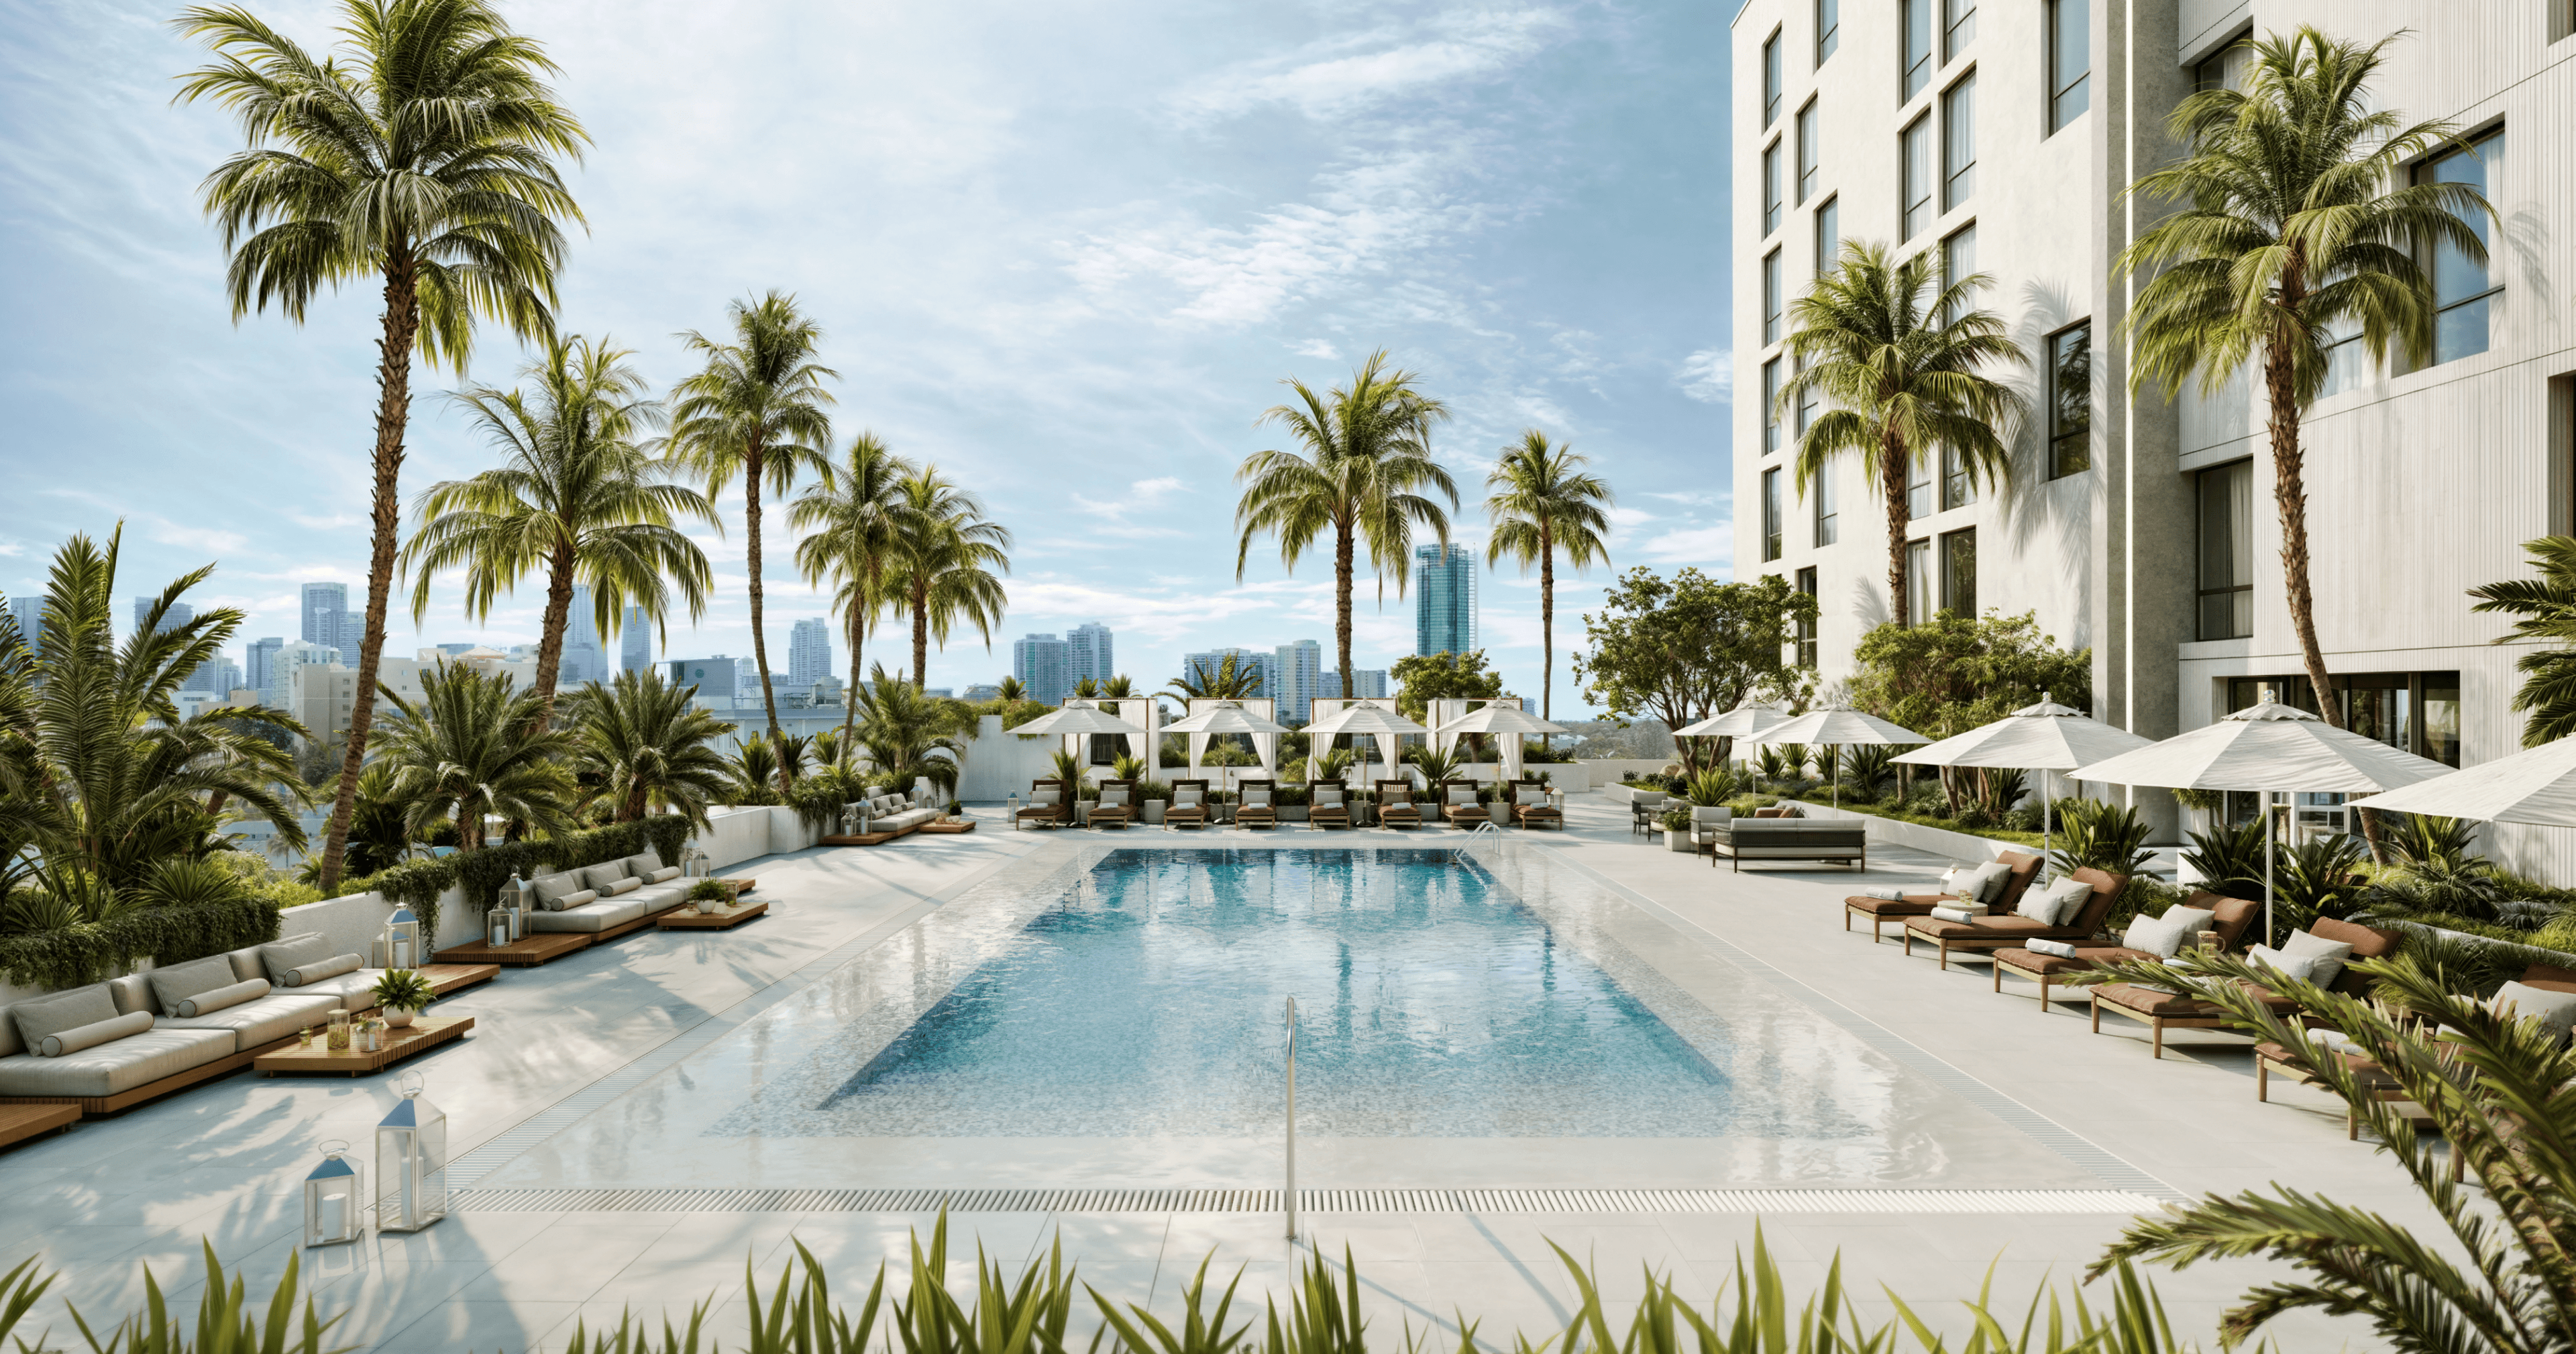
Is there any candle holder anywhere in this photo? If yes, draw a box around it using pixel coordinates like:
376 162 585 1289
383 906 422 970
327 1010 351 1051
374 1072 448 1234
303 1140 364 1247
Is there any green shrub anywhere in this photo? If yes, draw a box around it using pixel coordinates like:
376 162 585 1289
0 894 280 990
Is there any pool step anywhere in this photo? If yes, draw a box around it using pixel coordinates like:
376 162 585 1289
447 1186 2165 1215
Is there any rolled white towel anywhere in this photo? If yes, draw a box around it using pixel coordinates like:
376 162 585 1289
2026 939 2079 959
1856 886 1904 900
2310 1029 2364 1055
1929 905 1977 925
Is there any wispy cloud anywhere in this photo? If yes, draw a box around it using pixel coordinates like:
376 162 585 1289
1677 348 1732 403
1168 8 1574 123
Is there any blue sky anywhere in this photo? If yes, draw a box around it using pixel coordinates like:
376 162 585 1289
0 0 1733 716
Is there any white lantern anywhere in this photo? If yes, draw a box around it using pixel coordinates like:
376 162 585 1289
374 1073 447 1233
303 1140 364 1247
498 872 535 941
384 906 422 970
684 845 711 878
486 910 511 947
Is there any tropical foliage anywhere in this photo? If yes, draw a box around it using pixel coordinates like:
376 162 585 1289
1167 654 1266 701
1574 568 1815 774
562 670 738 829
1848 611 2092 743
1386 649 1502 726
850 664 974 794
794 432 919 745
1484 431 1612 720
370 664 577 850
2469 535 2576 746
879 469 1012 688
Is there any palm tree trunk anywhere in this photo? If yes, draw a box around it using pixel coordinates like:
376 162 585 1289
1334 521 1355 705
1884 433 1911 628
316 259 419 897
743 450 788 797
1538 523 1554 722
843 600 863 753
530 543 576 726
912 582 930 690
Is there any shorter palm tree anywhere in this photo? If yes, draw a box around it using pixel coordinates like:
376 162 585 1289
881 469 1012 688
725 738 784 806
563 670 738 828
372 666 576 849
994 676 1028 703
1780 240 2025 627
792 431 916 750
1166 654 1264 701
851 664 973 796
1485 431 1612 721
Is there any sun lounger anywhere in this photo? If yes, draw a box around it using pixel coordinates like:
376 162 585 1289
1375 780 1421 829
1440 781 1488 828
1846 850 2041 941
1236 780 1279 829
1900 867 2128 969
2089 917 2402 1057
1992 892 2254 1008
1089 779 1136 829
1165 779 1212 830
1507 778 1561 830
1309 781 1352 830
1016 779 1073 829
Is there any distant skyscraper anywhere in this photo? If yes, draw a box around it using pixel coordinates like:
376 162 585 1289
268 639 337 709
555 584 604 686
186 656 242 696
1413 544 1478 657
1066 622 1114 686
134 598 194 634
666 656 739 702
621 605 651 675
1320 669 1389 700
1181 647 1275 700
7 596 41 655
1274 639 1321 721
246 637 282 693
1013 633 1070 706
788 617 833 685
300 582 360 659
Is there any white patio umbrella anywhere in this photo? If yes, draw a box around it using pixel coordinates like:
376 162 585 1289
1743 704 1929 808
1672 700 1789 779
2068 701 2456 942
1433 705 1571 783
1892 695 2159 862
1163 704 1291 794
1009 705 1144 787
2347 735 2576 827
1303 703 1428 791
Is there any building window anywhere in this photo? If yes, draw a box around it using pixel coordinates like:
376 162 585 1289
2193 32 2249 93
1763 248 1782 344
1941 74 1974 210
1940 441 1976 510
2047 0 2089 134
1939 221 1976 326
2319 315 2371 397
1905 539 1932 625
1907 454 1931 519
1899 113 1933 240
1796 101 1819 202
1813 195 1839 274
1794 568 1819 667
1762 358 1782 454
1762 469 1784 562
2196 459 2254 640
1940 528 1976 618
2047 322 2092 477
2419 127 2502 366
1815 0 1838 65
1813 462 1837 545
1900 0 1932 100
2227 672 2461 768
1763 30 1784 125
1794 354 1817 435
1943 0 1975 60
1762 141 1782 235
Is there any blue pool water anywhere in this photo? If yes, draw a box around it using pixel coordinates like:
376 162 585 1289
814 848 1838 1138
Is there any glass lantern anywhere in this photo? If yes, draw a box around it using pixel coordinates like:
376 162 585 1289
384 906 422 970
684 845 711 879
485 910 511 947
498 872 535 941
327 1010 351 1050
374 1073 447 1233
303 1140 364 1247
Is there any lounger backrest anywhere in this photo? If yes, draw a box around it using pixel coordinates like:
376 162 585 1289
2204 892 2259 947
2066 868 2132 935
2522 961 2576 995
1992 851 2043 910
1375 780 1413 804
2310 917 2404 994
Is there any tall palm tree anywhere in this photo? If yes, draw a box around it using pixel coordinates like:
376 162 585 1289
562 670 737 828
371 664 576 850
1237 350 1458 688
176 0 587 894
879 468 1011 689
2123 27 2490 751
1779 240 2025 628
667 291 837 790
1484 431 1613 721
403 336 716 725
792 431 918 751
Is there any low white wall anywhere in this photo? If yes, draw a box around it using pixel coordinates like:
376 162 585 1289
956 714 1071 802
1582 758 1678 784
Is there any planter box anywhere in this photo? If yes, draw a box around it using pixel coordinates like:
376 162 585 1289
1281 806 1309 822
1664 827 1695 852
1603 783 1669 806
1143 800 1167 825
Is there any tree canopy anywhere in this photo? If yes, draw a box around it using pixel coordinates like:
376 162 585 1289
1573 568 1815 772
1389 649 1503 725
1846 611 2092 742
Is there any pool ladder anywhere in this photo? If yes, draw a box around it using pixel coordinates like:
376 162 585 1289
1283 996 1299 1241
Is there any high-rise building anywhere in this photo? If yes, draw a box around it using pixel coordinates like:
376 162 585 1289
186 655 242 696
666 656 739 703
290 656 425 749
1274 639 1322 721
134 598 193 634
1013 633 1070 706
1066 622 1115 687
300 583 349 651
789 617 833 686
9 596 44 655
1180 647 1275 700
268 639 338 710
621 605 651 675
1413 544 1477 657
1321 669 1389 700
246 637 282 694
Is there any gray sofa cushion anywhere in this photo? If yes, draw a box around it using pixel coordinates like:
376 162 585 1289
159 991 343 1051
174 978 271 1018
625 882 690 912
272 966 389 1004
600 875 643 896
107 974 156 1017
525 894 657 933
0 1027 239 1098
622 851 664 880
257 933 337 985
284 953 363 987
578 862 630 893
645 866 683 884
10 985 119 1053
40 1010 155 1057
532 872 588 910
148 955 246 1017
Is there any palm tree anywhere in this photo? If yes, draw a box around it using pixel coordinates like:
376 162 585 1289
724 737 784 806
1484 431 1613 721
1780 240 2025 628
0 531 310 897
371 665 576 849
1165 654 1264 701
879 468 1012 689
2471 537 2576 745
2123 28 2491 753
994 675 1028 703
1237 351 1458 688
1072 677 1100 699
404 336 716 725
1102 676 1135 698
792 431 917 751
850 663 973 796
562 670 737 828
667 291 837 788
176 0 587 894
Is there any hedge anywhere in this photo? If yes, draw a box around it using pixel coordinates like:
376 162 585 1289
0 896 281 992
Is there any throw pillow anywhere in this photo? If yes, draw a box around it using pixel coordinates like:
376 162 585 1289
286 954 363 987
147 954 244 1017
1964 861 2015 903
1176 788 1203 806
1318 788 1343 804
558 888 600 909
174 978 271 1018
2489 981 2576 1045
2121 908 2200 959
37 1009 153 1057
11 985 119 1053
2246 943 2322 985
258 932 337 986
648 867 683 884
531 872 586 910
1033 788 1059 805
1247 788 1273 806
1448 788 1476 805
2282 929 2358 989
2162 904 2218 947
623 851 663 880
578 862 629 893
2017 877 2090 926
1101 788 1129 806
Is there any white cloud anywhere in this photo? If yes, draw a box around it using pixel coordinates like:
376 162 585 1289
1631 523 1735 566
1677 348 1732 403
1291 339 1340 360
1168 9 1573 123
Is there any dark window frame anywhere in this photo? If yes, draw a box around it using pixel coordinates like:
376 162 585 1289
1762 358 1782 454
1899 112 1933 240
1939 527 1976 619
2414 124 2504 368
1943 0 1976 62
2196 458 2254 641
1762 139 1783 235
1762 248 1783 344
1900 0 1933 101
1763 28 1784 125
1940 71 1975 211
1794 567 1820 667
1815 0 1839 66
1940 441 1976 511
2047 321 2093 478
1796 100 1820 203
1762 468 1785 562
2046 0 2089 134
1813 461 1837 545
1813 194 1839 275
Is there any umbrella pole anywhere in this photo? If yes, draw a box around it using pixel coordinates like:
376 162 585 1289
2043 787 2052 877
2265 788 2277 947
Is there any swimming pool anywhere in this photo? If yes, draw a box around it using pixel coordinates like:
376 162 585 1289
779 848 1869 1139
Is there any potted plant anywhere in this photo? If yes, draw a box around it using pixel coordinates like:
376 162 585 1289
370 970 436 1028
688 878 737 915
1660 802 1697 853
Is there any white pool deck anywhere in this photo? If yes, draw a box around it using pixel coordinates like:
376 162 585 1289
0 800 2441 1351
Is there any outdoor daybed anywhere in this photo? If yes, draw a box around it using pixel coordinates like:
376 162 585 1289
1439 781 1487 828
1090 780 1136 829
1507 778 1561 830
1844 850 2041 941
1016 779 1073 829
2247 961 2576 1138
1165 779 1212 829
1309 782 1352 830
829 788 947 843
523 850 695 941
2090 917 2402 1059
1375 780 1421 828
1236 780 1279 829
1699 815 1869 872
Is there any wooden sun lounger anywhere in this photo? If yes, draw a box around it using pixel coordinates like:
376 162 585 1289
1165 778 1212 829
1089 778 1136 829
1309 780 1352 829
1844 851 2041 941
1900 868 2129 969
1439 780 1487 828
1990 892 2253 1008
1236 779 1279 829
1506 778 1561 829
1375 780 1421 828
1016 778 1073 829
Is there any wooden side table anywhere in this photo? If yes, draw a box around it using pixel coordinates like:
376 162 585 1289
254 1017 475 1077
657 899 769 930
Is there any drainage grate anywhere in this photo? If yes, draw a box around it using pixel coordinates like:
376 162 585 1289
447 1186 2165 1215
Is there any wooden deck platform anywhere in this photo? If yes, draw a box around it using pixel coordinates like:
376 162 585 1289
0 1102 79 1151
434 931 590 968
